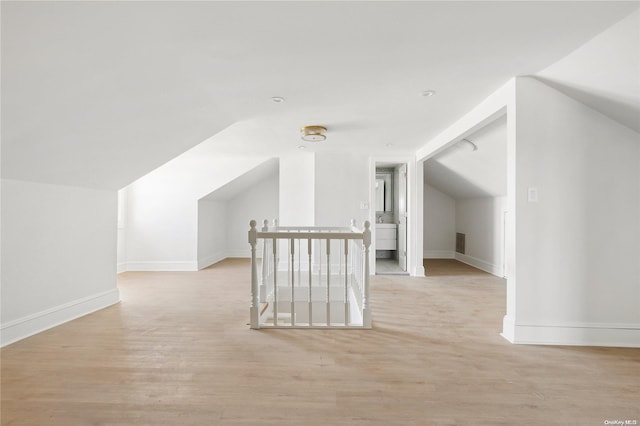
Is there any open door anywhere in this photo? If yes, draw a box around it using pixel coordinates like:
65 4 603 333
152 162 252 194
398 163 408 271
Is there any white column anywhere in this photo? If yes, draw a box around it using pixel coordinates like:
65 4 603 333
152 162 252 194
248 220 259 329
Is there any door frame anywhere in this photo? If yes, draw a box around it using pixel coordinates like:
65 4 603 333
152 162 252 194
369 156 422 277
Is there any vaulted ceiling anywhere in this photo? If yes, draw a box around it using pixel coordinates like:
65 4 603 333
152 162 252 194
424 115 506 199
423 7 639 201
2 1 637 190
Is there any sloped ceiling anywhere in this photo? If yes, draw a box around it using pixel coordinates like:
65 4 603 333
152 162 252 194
536 9 640 133
201 158 278 202
2 2 637 190
424 116 506 199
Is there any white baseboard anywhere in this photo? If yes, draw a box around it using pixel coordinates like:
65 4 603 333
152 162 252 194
226 249 252 258
116 262 127 274
455 253 503 277
125 261 198 272
501 314 516 342
1 288 120 347
122 254 253 272
423 250 455 259
198 252 228 270
503 322 640 348
412 265 426 277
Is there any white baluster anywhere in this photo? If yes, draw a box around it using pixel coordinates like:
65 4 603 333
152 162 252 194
291 237 295 326
362 221 371 328
339 239 343 278
308 238 312 327
318 239 322 289
297 238 301 286
273 237 278 327
260 220 269 304
344 238 349 326
326 238 331 326
287 238 291 287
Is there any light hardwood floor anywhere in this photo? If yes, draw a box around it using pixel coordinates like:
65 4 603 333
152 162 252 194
2 259 639 425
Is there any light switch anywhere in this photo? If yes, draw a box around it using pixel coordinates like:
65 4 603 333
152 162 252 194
360 202 369 210
527 187 538 202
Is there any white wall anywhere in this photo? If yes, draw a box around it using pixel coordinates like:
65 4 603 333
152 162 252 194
226 170 279 257
315 152 369 227
279 151 369 228
183 168 280 269
123 155 268 271
1 179 120 346
279 152 315 226
125 176 197 270
416 73 640 347
116 188 128 273
455 196 506 276
197 200 228 269
511 76 640 346
423 184 456 258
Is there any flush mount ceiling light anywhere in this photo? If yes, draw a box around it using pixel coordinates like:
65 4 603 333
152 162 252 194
457 138 478 152
300 125 327 142
421 90 436 97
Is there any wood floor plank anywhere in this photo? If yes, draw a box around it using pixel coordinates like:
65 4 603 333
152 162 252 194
2 258 639 425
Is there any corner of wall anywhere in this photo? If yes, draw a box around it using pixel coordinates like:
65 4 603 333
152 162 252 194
197 252 229 270
454 253 504 277
124 261 199 272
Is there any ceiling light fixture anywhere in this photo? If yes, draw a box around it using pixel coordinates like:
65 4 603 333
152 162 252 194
300 125 327 142
421 90 436 97
271 96 285 103
458 138 478 152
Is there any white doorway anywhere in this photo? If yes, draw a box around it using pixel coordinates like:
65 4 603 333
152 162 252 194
398 163 408 272
374 162 409 275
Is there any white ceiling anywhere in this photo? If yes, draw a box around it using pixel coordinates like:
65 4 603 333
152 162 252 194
537 9 640 133
423 8 640 201
424 115 507 199
2 2 637 190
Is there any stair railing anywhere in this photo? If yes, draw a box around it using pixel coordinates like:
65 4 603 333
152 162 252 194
248 219 371 329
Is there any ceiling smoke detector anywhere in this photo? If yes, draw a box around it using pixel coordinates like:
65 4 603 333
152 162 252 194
300 125 327 142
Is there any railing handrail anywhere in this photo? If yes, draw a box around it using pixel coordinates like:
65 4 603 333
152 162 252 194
271 226 352 232
256 231 365 240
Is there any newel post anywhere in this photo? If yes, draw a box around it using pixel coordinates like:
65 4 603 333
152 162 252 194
249 220 259 329
362 220 372 328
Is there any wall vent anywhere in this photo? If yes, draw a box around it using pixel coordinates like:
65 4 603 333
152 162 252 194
456 233 466 254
